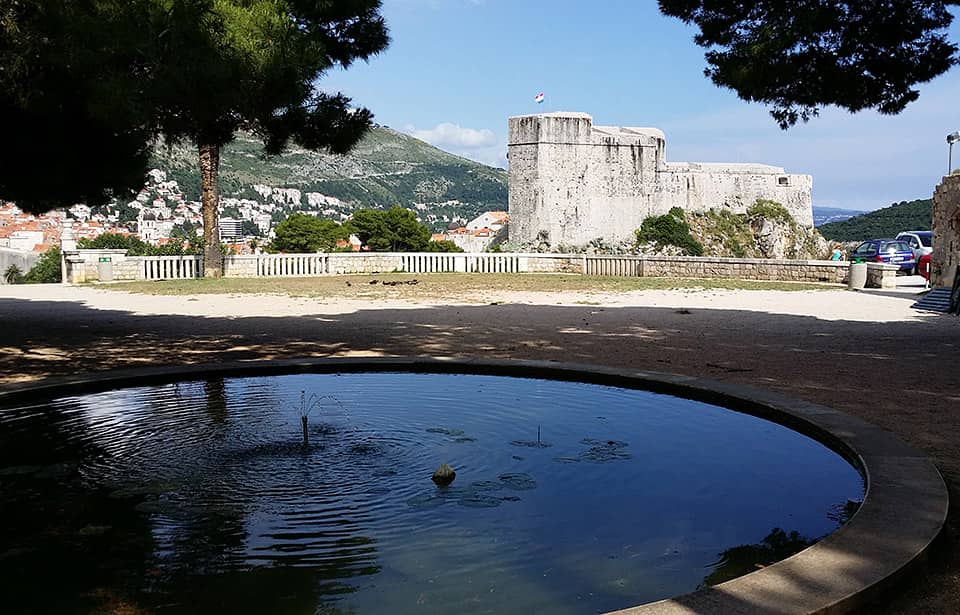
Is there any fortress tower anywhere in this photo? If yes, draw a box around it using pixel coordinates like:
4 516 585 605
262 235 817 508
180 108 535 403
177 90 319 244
507 112 813 247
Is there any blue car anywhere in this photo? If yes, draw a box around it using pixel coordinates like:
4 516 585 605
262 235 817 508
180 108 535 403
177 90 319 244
849 239 916 273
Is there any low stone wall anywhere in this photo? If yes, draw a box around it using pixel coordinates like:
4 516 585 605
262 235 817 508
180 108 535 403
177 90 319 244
330 253 403 275
60 250 855 286
523 254 584 274
586 255 848 284
62 249 133 283
866 263 900 289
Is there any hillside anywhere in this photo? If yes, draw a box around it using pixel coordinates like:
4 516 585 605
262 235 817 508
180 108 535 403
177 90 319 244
818 199 932 241
146 127 507 231
812 206 867 227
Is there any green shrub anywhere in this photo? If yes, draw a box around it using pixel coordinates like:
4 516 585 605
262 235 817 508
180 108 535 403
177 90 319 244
4 264 25 284
270 213 348 253
747 199 792 224
24 246 62 283
79 233 153 255
346 206 432 252
424 239 464 253
635 209 704 256
78 232 195 256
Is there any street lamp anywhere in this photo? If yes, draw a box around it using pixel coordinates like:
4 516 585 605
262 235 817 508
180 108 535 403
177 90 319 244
948 131 960 174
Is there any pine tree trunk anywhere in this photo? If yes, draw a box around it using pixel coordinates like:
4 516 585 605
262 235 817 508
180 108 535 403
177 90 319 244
199 143 223 278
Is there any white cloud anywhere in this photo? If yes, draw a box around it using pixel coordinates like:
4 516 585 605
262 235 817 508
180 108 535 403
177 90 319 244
406 122 497 149
656 77 960 209
403 122 505 168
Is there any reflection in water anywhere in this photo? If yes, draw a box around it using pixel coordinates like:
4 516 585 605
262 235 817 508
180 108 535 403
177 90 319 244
701 528 814 587
0 373 864 614
204 377 228 424
702 498 864 588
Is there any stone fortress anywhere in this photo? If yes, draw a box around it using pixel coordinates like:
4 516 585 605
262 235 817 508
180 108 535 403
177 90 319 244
507 112 813 247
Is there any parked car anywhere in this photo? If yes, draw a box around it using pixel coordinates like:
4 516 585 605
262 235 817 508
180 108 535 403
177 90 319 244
849 239 916 273
918 253 932 281
895 231 933 272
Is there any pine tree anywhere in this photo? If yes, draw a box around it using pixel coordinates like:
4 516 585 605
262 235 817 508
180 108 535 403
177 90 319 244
1 1 389 276
658 1 958 127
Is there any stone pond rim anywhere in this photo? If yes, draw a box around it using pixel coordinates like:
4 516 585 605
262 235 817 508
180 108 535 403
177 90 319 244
0 357 947 615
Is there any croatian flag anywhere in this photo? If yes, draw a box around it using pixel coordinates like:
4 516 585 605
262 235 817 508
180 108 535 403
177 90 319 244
534 92 545 104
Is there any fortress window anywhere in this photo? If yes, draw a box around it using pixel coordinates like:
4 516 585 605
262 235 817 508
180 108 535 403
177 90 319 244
778 176 790 186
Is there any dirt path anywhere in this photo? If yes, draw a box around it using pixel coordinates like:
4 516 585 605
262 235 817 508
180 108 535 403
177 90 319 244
1 283 957 612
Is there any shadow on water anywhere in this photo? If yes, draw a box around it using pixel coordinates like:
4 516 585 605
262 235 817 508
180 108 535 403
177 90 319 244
700 528 816 588
0 382 382 615
700 500 862 588
204 377 228 424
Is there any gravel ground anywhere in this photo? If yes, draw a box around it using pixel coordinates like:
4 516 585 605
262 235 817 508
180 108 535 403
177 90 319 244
1 282 957 613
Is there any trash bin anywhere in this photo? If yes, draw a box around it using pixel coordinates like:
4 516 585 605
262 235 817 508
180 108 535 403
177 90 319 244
848 262 867 290
97 256 114 282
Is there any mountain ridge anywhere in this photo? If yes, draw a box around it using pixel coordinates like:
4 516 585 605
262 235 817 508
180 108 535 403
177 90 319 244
148 126 508 231
818 199 932 241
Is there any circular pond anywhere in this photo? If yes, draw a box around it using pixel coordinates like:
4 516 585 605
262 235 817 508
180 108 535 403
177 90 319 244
0 369 863 614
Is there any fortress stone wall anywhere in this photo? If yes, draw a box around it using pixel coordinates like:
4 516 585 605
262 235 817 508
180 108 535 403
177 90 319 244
931 174 960 288
507 112 813 247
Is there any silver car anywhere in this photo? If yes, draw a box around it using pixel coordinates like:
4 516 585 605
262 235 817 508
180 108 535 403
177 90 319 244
895 231 932 273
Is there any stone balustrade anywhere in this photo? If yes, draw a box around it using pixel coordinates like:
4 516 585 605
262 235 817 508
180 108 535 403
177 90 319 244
60 250 870 287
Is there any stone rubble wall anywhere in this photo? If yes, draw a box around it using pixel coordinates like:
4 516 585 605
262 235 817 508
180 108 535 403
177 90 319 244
329 254 404 275
865 263 900 289
932 175 960 288
507 112 813 248
223 256 259 277
601 256 848 284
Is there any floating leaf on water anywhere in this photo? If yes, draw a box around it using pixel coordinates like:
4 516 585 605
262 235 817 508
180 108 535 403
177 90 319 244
458 494 502 508
498 473 537 490
560 438 633 463
406 494 446 509
510 440 553 449
349 441 382 456
579 439 632 463
312 423 340 436
34 463 76 479
426 427 466 437
0 465 43 476
469 480 504 492
581 438 628 447
134 499 167 514
0 463 74 478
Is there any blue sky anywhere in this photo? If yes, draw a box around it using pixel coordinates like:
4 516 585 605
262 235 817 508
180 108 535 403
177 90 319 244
322 0 960 211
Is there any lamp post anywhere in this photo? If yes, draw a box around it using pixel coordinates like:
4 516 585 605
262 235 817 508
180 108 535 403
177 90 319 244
947 131 960 174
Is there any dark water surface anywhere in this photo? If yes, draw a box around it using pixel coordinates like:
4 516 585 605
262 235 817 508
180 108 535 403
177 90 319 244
0 373 863 614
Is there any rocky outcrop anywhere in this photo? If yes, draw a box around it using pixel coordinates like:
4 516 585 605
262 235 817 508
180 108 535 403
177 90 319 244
687 205 828 260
